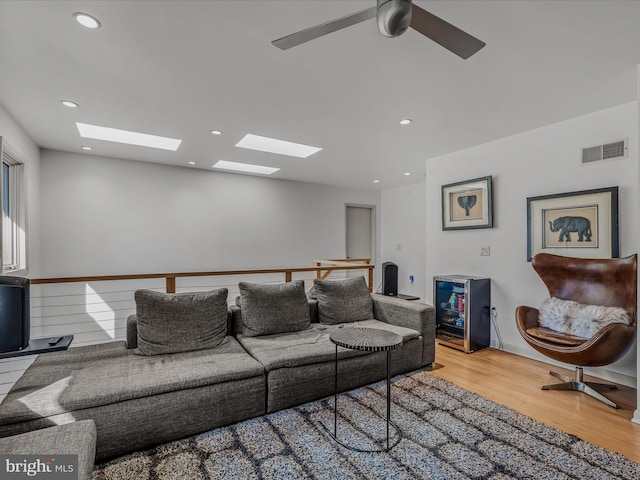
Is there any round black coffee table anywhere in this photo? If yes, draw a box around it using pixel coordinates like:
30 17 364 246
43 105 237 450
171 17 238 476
328 326 403 452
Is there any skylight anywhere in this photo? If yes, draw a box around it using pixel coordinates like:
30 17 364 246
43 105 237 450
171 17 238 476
212 160 279 175
235 134 322 158
76 123 182 151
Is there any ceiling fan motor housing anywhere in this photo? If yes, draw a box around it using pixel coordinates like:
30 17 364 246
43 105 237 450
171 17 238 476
376 0 413 37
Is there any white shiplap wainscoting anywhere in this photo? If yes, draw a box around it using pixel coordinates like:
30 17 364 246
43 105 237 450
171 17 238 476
0 278 162 403
0 270 357 402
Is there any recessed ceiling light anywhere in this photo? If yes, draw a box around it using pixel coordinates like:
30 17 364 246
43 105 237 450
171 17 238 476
236 134 322 158
404 172 411 176
61 100 79 108
76 122 182 151
400 119 412 125
212 160 279 175
73 12 101 29
188 161 196 165
80 146 93 151
210 130 223 135
373 180 380 183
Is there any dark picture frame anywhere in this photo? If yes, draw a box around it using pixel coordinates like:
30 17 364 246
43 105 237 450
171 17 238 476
526 186 619 261
442 176 493 231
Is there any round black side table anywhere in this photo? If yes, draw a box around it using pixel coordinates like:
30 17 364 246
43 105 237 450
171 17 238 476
328 326 403 452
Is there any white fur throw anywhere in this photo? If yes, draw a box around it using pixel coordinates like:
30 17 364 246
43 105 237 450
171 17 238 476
538 297 631 339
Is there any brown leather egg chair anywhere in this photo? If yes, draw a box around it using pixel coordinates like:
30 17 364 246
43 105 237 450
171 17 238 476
516 253 637 408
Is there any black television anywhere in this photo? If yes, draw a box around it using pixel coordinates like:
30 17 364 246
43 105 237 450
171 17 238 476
0 276 30 353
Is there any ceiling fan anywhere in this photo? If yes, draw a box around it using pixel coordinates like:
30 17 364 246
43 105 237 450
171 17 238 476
272 0 485 59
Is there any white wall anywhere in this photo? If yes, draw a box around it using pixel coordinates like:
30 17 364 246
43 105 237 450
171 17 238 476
380 182 427 299
39 150 381 277
0 103 41 401
0 104 41 276
423 101 638 387
14 149 382 363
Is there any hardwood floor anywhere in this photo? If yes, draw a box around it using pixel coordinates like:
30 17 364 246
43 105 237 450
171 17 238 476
430 343 640 463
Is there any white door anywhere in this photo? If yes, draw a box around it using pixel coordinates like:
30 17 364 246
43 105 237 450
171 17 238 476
346 205 374 275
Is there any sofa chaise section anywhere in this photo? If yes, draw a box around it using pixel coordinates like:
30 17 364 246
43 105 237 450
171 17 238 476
0 337 265 461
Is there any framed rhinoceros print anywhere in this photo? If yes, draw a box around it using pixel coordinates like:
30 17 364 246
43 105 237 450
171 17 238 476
441 176 493 231
526 186 619 261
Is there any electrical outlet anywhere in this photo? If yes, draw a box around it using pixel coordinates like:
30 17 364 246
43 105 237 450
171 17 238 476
480 246 490 256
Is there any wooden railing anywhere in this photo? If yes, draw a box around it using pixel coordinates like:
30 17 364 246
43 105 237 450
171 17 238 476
314 258 373 291
31 259 375 292
24 259 375 349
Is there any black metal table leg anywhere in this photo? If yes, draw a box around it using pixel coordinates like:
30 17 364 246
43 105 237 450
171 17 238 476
334 343 338 438
386 349 391 451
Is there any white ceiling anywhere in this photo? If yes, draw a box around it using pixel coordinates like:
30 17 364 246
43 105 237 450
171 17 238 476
1 0 639 190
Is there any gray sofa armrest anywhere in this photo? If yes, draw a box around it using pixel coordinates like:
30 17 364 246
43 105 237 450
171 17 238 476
229 304 243 336
307 298 319 323
126 314 138 349
372 294 436 366
0 420 97 480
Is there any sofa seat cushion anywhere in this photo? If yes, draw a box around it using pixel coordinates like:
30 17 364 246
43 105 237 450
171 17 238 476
237 319 419 372
525 326 587 347
0 338 264 425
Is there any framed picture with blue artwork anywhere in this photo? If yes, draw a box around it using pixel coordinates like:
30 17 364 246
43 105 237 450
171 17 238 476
526 186 619 261
442 176 493 231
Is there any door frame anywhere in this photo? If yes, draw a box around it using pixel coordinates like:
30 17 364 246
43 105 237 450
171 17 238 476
345 203 377 267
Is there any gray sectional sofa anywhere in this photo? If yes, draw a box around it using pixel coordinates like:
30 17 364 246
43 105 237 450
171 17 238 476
0 277 435 465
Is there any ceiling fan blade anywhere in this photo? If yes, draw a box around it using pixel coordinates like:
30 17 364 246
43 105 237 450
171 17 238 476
409 5 485 59
272 7 376 50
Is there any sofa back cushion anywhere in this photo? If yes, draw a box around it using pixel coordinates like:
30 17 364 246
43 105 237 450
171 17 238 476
239 280 311 337
134 289 228 356
313 276 374 324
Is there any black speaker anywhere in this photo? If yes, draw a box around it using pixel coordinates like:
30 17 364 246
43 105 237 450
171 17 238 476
0 276 30 353
382 262 398 296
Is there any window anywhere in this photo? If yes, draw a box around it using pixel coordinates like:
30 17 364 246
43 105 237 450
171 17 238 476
0 138 26 273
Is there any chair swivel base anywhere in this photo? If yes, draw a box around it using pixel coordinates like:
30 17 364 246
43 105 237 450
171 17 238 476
542 367 618 409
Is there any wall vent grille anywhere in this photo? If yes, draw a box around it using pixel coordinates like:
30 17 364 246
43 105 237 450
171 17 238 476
581 138 627 165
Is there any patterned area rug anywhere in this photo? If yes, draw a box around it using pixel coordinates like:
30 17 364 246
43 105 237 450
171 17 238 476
93 372 640 479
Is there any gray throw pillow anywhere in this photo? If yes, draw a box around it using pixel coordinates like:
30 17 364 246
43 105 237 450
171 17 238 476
313 276 374 324
134 289 228 356
239 280 311 337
